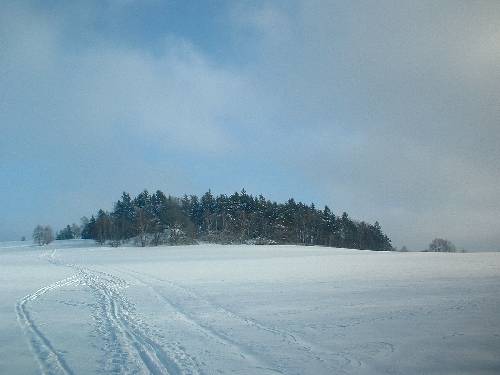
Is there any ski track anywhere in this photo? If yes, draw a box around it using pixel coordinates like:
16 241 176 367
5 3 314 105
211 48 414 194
117 268 282 375
16 275 79 375
16 249 393 375
120 268 363 374
78 267 187 375
18 249 202 375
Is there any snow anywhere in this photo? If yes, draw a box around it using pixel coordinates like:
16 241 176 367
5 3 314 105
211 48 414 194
1 241 500 374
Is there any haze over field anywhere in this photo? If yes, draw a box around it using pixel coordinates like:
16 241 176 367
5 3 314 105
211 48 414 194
1 1 500 250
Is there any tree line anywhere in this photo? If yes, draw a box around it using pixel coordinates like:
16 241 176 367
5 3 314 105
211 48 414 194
54 189 393 251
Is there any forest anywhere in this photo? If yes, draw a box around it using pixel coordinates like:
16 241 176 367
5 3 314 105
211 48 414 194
57 189 393 251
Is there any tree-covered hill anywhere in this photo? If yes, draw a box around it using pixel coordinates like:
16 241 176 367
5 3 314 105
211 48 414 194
70 189 392 251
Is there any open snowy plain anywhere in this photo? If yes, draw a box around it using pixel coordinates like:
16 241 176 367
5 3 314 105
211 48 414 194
1 241 499 374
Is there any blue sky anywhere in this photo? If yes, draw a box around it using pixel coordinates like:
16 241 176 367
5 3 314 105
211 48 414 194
1 0 500 250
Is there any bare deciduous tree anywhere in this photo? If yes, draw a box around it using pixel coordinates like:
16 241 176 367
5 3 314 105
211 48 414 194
428 238 456 252
33 225 54 245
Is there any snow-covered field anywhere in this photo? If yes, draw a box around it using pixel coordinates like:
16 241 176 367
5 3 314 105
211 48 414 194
1 241 499 374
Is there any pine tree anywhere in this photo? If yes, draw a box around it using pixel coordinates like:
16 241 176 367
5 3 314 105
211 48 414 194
56 225 74 240
76 188 392 250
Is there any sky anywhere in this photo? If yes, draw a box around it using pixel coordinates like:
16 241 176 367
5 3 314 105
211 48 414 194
1 0 499 251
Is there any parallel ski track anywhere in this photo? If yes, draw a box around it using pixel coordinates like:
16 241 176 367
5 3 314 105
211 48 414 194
77 267 185 375
18 249 201 375
118 268 282 374
16 275 79 375
17 249 383 374
120 268 361 374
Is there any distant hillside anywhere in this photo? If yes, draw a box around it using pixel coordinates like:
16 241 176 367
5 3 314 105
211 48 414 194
60 189 392 251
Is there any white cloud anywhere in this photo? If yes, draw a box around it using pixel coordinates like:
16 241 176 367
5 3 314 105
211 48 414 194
232 0 500 250
2 1 500 250
0 3 253 157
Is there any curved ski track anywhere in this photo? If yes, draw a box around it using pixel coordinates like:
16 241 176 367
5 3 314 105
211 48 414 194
16 275 79 375
17 250 202 375
17 249 392 374
118 269 282 375
120 268 362 374
78 267 202 375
